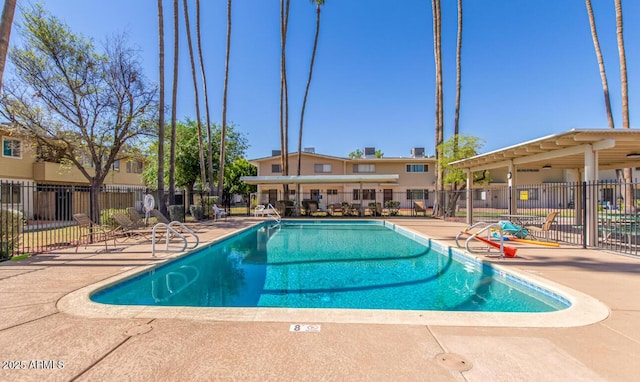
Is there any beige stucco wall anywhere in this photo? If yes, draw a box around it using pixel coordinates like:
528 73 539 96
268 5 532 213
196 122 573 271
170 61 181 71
0 134 36 180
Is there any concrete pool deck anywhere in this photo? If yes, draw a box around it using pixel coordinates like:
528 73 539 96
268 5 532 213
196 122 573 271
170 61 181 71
1 217 639 381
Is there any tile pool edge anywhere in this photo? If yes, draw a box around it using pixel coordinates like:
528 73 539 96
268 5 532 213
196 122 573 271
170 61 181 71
57 220 610 327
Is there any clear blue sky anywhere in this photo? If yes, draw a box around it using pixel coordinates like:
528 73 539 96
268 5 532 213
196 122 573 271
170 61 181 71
12 0 640 160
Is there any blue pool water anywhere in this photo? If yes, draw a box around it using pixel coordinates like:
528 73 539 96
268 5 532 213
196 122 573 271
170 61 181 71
91 221 569 312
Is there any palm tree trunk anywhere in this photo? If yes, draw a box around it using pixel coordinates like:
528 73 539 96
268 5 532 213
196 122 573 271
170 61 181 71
585 0 614 129
432 0 444 217
280 0 291 199
182 0 207 189
168 0 179 205
157 0 166 216
0 0 17 91
218 0 232 199
296 2 323 212
196 0 215 195
453 0 462 151
614 0 634 209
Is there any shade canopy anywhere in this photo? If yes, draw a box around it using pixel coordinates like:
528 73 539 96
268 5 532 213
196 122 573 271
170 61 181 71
450 129 640 172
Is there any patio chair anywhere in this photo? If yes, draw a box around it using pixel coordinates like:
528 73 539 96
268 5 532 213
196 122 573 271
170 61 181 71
254 204 266 217
73 213 117 253
368 202 383 216
525 211 558 240
149 208 207 233
413 201 427 216
113 212 155 241
126 207 147 228
328 203 343 216
213 204 228 221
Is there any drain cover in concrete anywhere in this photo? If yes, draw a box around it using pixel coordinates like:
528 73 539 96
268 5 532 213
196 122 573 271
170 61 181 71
125 324 153 336
435 353 473 371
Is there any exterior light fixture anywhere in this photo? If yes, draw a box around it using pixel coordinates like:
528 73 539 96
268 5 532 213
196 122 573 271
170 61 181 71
506 171 512 179
542 165 552 170
626 153 640 159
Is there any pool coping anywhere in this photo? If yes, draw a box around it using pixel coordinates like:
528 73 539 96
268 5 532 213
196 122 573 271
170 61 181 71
57 220 610 328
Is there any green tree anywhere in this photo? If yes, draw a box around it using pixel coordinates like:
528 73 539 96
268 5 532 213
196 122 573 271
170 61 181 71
437 135 488 217
143 120 248 197
348 149 363 159
0 5 157 222
224 158 257 197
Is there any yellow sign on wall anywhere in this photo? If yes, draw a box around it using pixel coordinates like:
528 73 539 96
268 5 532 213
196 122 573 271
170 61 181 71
520 190 529 200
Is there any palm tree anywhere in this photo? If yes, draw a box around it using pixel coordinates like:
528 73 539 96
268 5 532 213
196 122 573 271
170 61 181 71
218 0 232 199
614 0 633 208
585 0 614 129
296 0 325 211
432 0 444 216
279 0 291 200
453 0 462 148
168 0 179 206
182 0 207 189
195 0 215 194
0 0 17 91
157 0 167 216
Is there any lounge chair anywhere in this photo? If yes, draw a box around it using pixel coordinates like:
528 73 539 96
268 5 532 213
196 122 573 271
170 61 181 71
73 213 118 252
213 204 228 221
113 212 155 241
126 207 147 228
328 203 343 216
149 209 207 233
525 211 558 240
413 201 427 216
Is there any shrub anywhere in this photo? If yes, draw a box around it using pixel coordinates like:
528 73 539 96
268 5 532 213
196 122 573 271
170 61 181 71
100 208 124 228
190 205 204 221
168 205 185 222
384 200 401 216
0 208 23 260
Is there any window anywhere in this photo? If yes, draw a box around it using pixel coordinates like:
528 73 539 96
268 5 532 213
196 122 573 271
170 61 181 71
314 164 332 173
2 138 21 158
353 189 376 200
271 164 282 173
126 160 143 174
406 189 429 200
406 164 428 173
112 160 120 171
1 183 21 203
353 164 375 173
326 189 338 195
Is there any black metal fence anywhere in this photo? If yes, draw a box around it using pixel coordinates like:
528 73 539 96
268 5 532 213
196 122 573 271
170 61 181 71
2 180 638 259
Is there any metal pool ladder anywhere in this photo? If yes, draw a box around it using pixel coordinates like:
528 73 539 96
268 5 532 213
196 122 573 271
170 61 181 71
265 203 281 223
152 221 199 257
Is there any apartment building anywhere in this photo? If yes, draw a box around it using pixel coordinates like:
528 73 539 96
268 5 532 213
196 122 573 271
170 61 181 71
249 147 438 209
1 128 145 219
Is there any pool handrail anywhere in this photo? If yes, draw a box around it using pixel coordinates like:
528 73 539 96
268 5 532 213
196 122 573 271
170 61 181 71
151 221 199 257
265 203 281 223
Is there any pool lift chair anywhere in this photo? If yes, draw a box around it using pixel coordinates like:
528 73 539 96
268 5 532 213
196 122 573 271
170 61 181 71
455 221 517 258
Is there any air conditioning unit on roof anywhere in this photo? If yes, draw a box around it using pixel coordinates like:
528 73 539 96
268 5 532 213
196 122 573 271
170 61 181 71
364 147 375 158
411 147 425 158
271 150 281 156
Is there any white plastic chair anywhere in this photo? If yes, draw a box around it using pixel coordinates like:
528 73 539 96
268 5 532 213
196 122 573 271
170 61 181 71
254 204 266 217
213 204 228 221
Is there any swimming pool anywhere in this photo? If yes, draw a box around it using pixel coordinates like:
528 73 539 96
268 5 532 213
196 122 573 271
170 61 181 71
91 220 569 313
